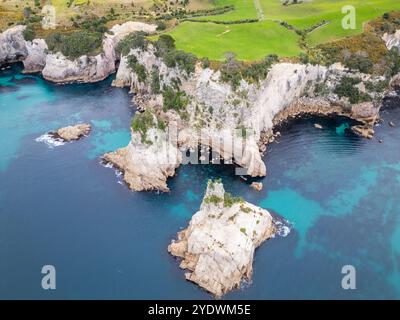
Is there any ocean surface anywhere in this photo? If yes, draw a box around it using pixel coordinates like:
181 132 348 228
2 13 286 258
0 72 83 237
0 64 399 299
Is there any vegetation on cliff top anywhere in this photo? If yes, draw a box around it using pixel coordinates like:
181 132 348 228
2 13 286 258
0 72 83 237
131 109 166 144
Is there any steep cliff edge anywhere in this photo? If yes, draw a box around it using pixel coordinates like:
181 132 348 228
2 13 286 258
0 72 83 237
107 39 387 191
168 179 276 297
0 22 156 82
0 26 28 66
103 110 182 192
42 22 156 83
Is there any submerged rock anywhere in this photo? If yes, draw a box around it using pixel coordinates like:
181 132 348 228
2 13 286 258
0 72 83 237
168 180 276 298
53 124 91 141
250 182 263 191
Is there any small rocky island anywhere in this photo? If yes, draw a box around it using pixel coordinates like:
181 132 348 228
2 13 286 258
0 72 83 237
52 123 91 142
168 180 276 297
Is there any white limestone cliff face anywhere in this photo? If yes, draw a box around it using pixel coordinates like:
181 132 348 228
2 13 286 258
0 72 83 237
383 30 400 51
103 115 182 192
42 21 156 83
168 180 276 297
112 47 332 186
0 22 156 82
42 51 116 83
23 39 48 73
0 25 28 65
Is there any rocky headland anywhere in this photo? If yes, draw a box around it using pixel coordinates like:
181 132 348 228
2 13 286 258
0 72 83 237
168 179 276 297
1 21 400 192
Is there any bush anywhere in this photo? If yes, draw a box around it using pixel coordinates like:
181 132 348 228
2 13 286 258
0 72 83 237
131 110 165 144
23 25 36 42
155 35 196 75
151 66 161 94
334 77 370 104
344 53 374 74
162 86 188 112
116 31 148 56
155 34 176 57
221 53 278 89
200 57 210 69
46 31 103 59
156 21 166 31
163 50 197 74
127 55 147 83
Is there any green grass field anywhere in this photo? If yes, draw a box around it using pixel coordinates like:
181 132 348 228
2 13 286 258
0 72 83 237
167 0 400 61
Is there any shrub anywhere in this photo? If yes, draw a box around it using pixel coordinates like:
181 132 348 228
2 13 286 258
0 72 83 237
200 57 210 69
162 86 188 112
116 31 148 56
221 53 278 89
163 50 197 74
344 53 374 74
150 66 161 94
131 110 165 144
155 35 196 75
46 31 103 59
127 55 147 83
23 25 36 41
334 77 371 104
156 21 166 31
224 192 244 207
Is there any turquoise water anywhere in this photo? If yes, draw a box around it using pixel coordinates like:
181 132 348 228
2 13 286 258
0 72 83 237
0 64 399 299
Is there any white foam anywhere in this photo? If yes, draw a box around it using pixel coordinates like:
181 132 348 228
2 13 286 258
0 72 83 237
274 219 292 238
100 160 124 183
35 133 65 148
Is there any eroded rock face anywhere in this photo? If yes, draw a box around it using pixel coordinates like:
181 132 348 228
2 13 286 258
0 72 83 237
383 30 400 51
42 21 157 83
54 124 91 141
0 21 156 82
110 44 388 191
103 119 182 192
168 180 276 297
0 25 28 66
23 39 48 73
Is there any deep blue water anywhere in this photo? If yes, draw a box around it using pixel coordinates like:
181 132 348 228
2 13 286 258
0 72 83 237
0 64 399 299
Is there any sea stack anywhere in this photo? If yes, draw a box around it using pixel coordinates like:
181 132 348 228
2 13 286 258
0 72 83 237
168 179 276 298
53 123 91 142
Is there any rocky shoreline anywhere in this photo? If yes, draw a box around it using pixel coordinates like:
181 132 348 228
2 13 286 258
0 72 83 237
1 22 400 192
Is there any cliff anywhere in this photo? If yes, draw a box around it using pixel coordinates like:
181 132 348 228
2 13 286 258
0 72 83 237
103 111 182 192
168 180 276 297
108 41 386 191
0 22 156 82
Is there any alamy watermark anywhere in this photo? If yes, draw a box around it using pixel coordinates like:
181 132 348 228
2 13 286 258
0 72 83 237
41 265 56 290
341 265 356 290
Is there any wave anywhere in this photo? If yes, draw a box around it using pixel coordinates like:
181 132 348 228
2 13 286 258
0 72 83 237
100 160 124 183
35 133 65 148
274 219 292 238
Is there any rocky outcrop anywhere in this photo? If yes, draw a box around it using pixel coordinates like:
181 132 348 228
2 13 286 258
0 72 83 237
53 123 91 141
0 22 156 82
250 182 263 191
383 30 400 51
108 42 389 190
42 21 157 83
103 115 182 192
0 25 28 66
168 180 276 297
23 39 48 73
